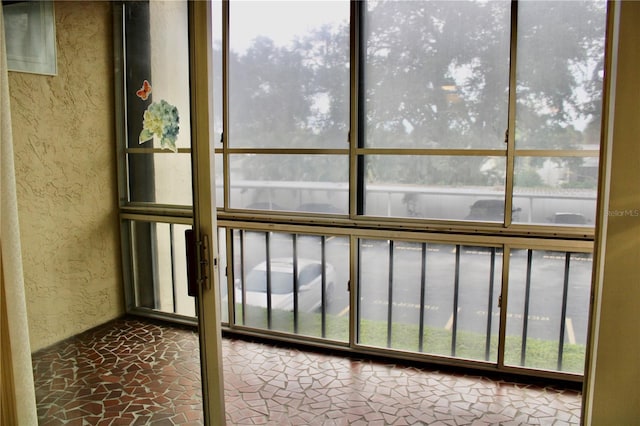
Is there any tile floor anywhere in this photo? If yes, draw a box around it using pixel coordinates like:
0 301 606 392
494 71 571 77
33 317 582 425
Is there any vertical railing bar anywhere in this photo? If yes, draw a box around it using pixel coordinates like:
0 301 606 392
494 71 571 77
558 252 571 371
129 221 140 309
293 234 299 334
169 223 178 314
521 249 533 366
355 237 362 345
452 244 461 357
150 223 161 310
226 228 235 325
418 242 427 353
387 240 394 348
240 230 246 325
497 245 511 368
321 235 327 339
485 247 496 361
266 232 272 329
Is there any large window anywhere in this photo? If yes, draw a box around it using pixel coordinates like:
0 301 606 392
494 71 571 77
117 0 607 380
214 0 605 226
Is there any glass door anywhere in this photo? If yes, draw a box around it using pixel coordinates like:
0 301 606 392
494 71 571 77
115 1 225 423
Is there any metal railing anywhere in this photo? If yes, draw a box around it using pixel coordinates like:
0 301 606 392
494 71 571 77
121 215 592 380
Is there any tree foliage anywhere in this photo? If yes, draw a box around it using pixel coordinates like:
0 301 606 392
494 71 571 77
226 0 606 188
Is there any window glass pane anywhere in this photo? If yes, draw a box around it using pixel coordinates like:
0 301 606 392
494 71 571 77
124 1 192 207
127 153 193 206
212 1 223 147
515 0 606 150
232 230 348 342
420 243 456 356
358 239 389 347
214 153 224 208
456 245 502 361
129 220 195 317
358 240 501 361
234 231 268 328
505 249 592 373
363 155 505 221
264 233 296 335
296 235 349 342
229 1 349 148
218 228 229 323
125 2 191 150
364 0 510 149
229 154 348 214
513 156 597 226
562 252 592 373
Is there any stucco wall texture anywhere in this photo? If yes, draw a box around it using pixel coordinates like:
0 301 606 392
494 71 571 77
8 1 123 351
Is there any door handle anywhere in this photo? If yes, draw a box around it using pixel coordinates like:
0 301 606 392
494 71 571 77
185 229 209 297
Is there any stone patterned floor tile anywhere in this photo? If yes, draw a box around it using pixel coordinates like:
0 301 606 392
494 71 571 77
32 317 582 425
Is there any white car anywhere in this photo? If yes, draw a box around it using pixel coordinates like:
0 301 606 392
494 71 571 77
235 258 336 313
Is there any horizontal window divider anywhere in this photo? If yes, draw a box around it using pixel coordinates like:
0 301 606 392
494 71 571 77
217 217 594 249
224 148 350 155
129 308 198 327
121 203 193 215
125 147 192 154
506 223 594 239
121 210 194 225
217 212 595 240
354 342 499 368
355 148 507 156
504 238 593 253
496 364 583 383
514 149 600 157
343 342 581 384
222 324 351 350
120 213 193 225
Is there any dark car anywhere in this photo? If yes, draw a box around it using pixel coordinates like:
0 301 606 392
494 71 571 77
464 199 521 221
549 212 588 225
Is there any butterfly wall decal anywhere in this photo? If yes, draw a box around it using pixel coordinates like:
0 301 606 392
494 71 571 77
136 80 152 101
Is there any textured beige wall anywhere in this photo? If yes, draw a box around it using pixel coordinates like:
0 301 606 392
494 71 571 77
8 1 123 351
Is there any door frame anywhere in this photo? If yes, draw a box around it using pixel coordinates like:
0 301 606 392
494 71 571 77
189 1 226 424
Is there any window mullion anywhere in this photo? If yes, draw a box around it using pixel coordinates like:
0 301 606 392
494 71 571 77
222 0 230 211
351 0 364 218
504 0 519 228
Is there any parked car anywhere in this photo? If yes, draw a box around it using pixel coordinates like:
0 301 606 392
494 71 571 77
235 258 336 313
464 199 521 221
548 212 588 225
